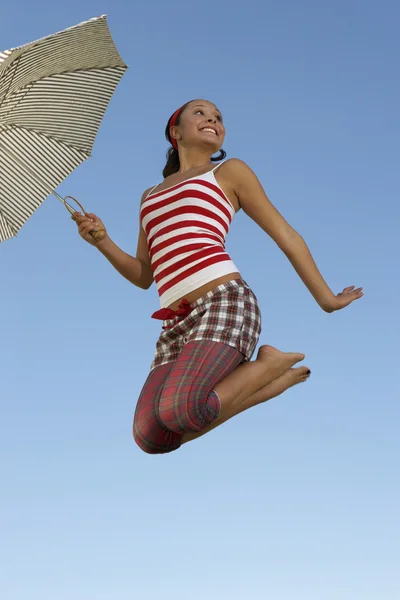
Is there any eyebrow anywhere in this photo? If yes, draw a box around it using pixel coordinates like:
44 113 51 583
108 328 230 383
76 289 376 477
192 104 222 116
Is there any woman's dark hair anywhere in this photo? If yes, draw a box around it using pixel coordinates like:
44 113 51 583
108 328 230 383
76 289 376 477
162 101 227 179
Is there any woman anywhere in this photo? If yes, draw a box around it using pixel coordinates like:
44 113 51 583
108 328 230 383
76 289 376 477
74 99 363 454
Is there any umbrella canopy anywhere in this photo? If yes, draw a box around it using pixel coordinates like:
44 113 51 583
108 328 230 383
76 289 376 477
0 15 127 242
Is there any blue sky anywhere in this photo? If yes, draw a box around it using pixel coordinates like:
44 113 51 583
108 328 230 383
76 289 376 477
1 1 399 599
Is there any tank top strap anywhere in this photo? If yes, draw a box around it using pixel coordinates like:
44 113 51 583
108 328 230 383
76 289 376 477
144 184 159 200
209 159 227 174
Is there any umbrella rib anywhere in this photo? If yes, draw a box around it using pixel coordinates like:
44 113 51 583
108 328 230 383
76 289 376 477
3 63 126 103
0 56 21 105
0 204 18 236
1 81 33 124
6 123 91 158
0 138 75 213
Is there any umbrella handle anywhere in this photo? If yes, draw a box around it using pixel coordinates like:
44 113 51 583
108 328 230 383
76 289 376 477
63 195 106 242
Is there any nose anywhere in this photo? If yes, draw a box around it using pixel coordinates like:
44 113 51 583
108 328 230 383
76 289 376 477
207 116 217 123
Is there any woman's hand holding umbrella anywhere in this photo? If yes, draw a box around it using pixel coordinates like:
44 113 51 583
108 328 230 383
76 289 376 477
72 212 107 246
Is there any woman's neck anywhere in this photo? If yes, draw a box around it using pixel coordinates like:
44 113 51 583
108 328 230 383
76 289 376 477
178 149 213 173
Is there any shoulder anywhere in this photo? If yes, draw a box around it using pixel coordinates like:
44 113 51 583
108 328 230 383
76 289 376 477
219 157 249 173
142 186 157 198
218 158 261 197
140 186 157 205
219 158 256 183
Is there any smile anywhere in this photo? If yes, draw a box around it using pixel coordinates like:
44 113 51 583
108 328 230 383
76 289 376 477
200 127 218 136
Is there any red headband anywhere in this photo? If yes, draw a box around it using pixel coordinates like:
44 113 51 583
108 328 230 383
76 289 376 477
169 106 183 150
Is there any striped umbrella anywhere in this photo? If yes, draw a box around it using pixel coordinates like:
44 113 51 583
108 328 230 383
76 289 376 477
0 15 127 243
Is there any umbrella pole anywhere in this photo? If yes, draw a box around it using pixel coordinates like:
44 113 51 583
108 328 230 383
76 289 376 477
51 190 77 214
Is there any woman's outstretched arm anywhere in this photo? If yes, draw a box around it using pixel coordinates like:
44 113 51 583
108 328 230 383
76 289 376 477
226 159 363 313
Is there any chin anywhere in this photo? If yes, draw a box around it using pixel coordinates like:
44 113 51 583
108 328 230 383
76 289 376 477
203 141 222 153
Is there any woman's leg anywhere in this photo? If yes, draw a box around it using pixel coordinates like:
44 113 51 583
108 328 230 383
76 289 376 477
157 341 305 436
182 365 311 445
158 340 244 434
133 362 183 454
134 342 306 453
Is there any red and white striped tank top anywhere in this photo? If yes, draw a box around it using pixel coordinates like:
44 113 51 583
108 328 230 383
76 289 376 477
140 161 239 308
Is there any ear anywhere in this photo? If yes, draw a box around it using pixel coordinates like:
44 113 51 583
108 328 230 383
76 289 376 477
170 125 181 144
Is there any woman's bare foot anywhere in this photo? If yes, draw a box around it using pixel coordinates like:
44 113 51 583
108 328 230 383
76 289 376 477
255 345 305 381
259 365 311 399
257 344 305 364
214 344 305 413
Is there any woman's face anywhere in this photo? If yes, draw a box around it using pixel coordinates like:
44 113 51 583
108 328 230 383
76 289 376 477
171 100 225 152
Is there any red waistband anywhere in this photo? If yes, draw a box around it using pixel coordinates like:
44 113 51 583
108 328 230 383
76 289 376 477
151 299 193 322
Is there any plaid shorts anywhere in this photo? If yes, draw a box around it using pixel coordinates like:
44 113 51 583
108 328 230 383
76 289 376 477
150 279 262 371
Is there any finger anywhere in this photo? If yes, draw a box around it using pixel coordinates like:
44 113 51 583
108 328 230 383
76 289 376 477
77 215 92 226
348 290 364 303
79 223 96 236
75 215 88 226
343 286 355 293
82 213 99 225
78 220 92 233
82 221 96 233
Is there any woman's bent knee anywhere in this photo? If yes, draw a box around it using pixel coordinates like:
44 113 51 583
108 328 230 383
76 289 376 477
133 428 159 454
132 418 182 455
158 389 220 434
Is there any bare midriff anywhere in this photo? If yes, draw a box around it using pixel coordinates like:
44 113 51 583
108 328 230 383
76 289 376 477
167 272 242 311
